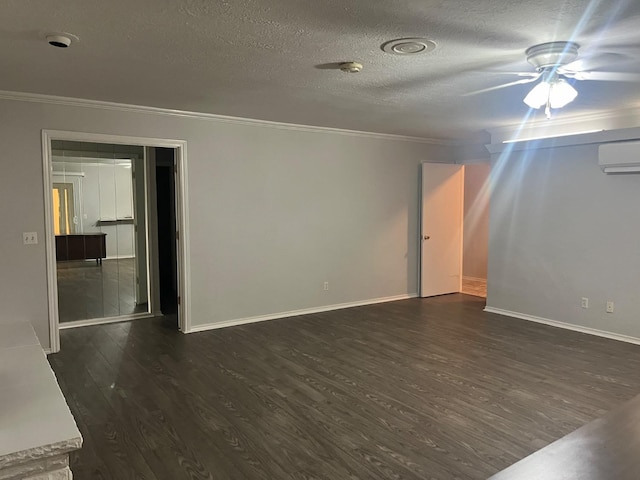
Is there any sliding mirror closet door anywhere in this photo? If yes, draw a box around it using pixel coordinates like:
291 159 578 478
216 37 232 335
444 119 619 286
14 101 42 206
51 141 151 326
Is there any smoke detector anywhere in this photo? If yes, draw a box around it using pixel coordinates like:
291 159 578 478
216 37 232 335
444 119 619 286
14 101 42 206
382 38 437 55
339 62 363 73
45 33 78 48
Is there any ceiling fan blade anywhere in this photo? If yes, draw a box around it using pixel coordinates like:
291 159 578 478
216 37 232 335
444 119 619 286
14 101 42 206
483 71 540 77
463 74 541 96
564 71 640 81
561 52 632 73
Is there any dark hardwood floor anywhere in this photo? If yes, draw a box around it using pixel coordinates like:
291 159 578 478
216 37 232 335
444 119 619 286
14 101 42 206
57 258 148 322
48 294 640 479
489 392 640 479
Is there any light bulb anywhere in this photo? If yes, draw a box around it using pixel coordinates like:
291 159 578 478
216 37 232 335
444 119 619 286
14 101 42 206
549 79 578 108
523 81 551 109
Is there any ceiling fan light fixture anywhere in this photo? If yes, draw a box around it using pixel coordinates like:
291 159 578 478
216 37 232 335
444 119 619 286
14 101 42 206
523 81 551 108
523 77 578 115
549 79 578 108
525 41 579 70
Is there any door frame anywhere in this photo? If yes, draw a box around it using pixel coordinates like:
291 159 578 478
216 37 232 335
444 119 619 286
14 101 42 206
42 130 192 353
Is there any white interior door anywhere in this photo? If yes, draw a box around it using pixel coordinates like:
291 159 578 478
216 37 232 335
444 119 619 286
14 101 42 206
420 163 464 297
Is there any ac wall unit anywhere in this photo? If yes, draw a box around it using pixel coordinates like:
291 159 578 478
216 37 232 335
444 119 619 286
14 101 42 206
598 142 640 174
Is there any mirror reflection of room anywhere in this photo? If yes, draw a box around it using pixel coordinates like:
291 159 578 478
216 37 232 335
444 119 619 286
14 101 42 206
52 141 150 324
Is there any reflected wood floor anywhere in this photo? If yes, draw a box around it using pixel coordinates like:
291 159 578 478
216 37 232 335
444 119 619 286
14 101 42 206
49 295 640 480
57 258 148 322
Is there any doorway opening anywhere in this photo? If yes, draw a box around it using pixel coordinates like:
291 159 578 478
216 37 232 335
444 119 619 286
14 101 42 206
419 162 490 301
461 163 490 299
43 131 190 353
152 147 179 317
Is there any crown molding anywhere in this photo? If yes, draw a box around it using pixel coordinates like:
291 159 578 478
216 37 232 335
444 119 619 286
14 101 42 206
0 90 451 145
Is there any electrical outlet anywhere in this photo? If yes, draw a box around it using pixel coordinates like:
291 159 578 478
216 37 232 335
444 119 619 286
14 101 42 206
23 232 38 245
581 297 589 309
606 301 614 313
323 281 329 291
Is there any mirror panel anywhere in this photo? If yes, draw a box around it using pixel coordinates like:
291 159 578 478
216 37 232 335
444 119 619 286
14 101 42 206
51 141 149 323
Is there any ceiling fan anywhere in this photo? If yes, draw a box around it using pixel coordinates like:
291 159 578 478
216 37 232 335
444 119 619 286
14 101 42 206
468 41 639 119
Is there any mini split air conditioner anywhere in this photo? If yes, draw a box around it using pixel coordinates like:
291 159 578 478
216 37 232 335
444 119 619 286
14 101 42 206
599 141 640 173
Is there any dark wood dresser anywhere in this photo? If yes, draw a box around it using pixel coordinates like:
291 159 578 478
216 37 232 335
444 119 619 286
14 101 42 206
55 233 107 264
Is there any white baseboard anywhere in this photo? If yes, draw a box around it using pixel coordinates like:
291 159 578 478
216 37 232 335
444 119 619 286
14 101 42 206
462 276 487 283
104 255 135 260
188 293 418 333
59 312 154 330
484 306 640 346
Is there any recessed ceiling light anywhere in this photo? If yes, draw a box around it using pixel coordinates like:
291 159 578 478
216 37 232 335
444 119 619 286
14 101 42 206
382 38 437 55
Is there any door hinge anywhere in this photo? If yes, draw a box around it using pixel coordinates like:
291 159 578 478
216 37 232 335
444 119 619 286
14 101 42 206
177 296 181 305
176 230 179 241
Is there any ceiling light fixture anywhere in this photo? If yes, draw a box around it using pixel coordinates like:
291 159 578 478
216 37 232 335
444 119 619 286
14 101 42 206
525 42 579 70
521 42 581 119
523 73 578 119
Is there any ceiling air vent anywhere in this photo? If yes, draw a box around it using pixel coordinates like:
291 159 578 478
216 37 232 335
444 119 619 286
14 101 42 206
382 38 437 55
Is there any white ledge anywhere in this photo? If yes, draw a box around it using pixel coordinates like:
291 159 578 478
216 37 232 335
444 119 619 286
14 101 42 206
0 322 82 477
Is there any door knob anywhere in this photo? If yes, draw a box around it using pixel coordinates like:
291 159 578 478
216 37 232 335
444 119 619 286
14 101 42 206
423 235 430 240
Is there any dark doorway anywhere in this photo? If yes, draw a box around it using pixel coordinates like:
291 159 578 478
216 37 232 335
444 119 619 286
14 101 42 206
155 148 178 316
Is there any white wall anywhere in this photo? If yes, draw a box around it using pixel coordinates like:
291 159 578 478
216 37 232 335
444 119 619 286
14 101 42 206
0 97 453 349
463 163 490 279
487 143 640 338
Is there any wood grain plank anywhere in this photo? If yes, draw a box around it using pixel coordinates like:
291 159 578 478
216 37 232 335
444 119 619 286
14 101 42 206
50 294 640 479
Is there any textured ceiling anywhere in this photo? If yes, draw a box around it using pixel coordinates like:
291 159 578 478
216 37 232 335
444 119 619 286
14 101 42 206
2 0 640 139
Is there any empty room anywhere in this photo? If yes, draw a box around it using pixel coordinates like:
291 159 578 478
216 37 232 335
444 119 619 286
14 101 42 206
2 0 640 479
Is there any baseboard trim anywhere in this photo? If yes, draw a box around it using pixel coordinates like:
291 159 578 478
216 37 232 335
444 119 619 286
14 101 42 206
188 293 418 333
59 312 155 330
462 276 487 283
484 306 640 346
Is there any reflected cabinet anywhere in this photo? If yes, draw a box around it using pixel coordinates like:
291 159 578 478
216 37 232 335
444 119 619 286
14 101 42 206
55 233 107 264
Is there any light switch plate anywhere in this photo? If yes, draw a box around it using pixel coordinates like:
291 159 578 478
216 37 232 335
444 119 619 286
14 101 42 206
23 232 38 245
